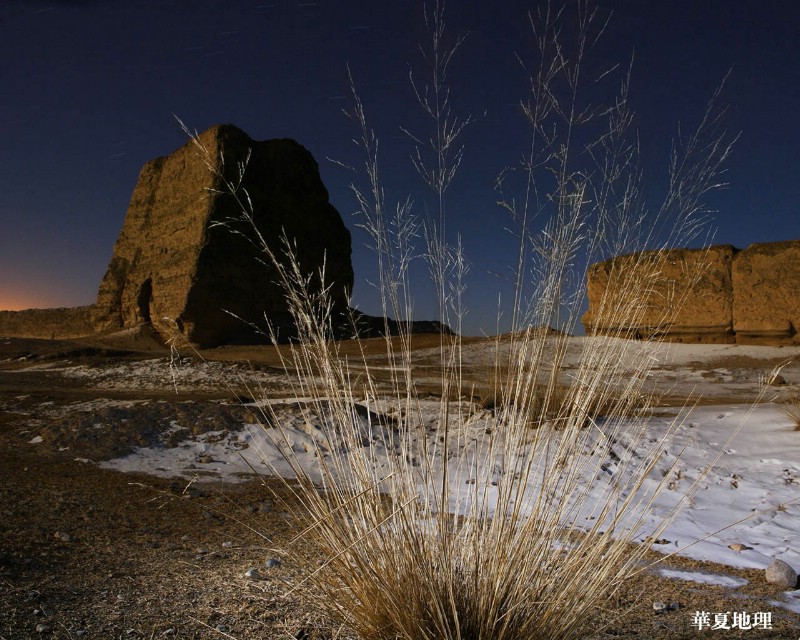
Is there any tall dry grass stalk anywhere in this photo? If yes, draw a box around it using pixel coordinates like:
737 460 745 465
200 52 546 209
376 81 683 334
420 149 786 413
184 2 737 638
780 395 800 431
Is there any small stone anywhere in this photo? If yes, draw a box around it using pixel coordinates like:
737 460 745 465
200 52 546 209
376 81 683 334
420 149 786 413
265 557 281 569
222 541 233 549
196 546 208 555
766 558 798 588
652 601 667 613
215 625 229 633
75 631 87 638
35 624 51 633
244 567 263 580
54 531 71 543
186 486 209 500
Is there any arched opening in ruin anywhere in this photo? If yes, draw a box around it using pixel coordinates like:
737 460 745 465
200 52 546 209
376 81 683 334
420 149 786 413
136 279 153 324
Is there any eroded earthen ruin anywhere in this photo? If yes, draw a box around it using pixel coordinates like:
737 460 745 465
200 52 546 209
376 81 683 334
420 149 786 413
582 241 800 344
92 124 353 346
0 125 354 346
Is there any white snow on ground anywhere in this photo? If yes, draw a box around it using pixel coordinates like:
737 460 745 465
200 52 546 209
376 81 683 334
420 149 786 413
641 404 800 570
21 340 800 593
653 567 749 588
445 337 800 401
771 591 800 615
15 357 282 392
99 400 800 574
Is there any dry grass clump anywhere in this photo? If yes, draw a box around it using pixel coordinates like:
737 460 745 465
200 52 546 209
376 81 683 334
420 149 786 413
182 2 736 638
245 310 692 640
470 364 644 429
780 395 800 430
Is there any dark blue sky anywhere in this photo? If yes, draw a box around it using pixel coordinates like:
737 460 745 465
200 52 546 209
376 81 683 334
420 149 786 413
2 1 799 335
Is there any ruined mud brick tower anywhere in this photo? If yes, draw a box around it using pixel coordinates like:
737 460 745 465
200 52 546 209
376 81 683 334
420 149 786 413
93 124 354 346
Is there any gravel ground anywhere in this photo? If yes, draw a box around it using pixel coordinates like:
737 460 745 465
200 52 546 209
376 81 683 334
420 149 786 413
1 336 799 639
0 444 330 639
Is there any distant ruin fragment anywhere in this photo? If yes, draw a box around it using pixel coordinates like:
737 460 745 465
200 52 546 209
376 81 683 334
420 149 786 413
0 306 95 341
582 241 800 344
92 124 354 346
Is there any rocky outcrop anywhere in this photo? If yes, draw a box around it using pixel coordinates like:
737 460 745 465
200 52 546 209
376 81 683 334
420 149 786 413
583 240 800 344
93 124 354 347
349 310 453 338
0 306 95 340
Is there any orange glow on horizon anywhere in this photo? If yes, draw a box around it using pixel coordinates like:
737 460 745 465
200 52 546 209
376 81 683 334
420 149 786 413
0 297 52 312
0 293 85 312
0 277 97 312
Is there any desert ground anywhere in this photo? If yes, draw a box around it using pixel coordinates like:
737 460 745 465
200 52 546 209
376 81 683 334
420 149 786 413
2 329 800 639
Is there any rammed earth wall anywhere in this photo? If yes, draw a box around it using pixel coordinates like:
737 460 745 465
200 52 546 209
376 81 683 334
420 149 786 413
583 241 800 344
0 306 95 340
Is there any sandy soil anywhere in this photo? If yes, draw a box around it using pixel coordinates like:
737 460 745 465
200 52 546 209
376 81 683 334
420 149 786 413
1 333 799 639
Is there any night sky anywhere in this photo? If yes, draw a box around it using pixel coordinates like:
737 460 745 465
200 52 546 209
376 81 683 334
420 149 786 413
2 1 799 336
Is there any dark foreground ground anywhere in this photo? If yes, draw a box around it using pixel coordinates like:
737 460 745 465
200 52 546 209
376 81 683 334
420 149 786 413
1 335 799 639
